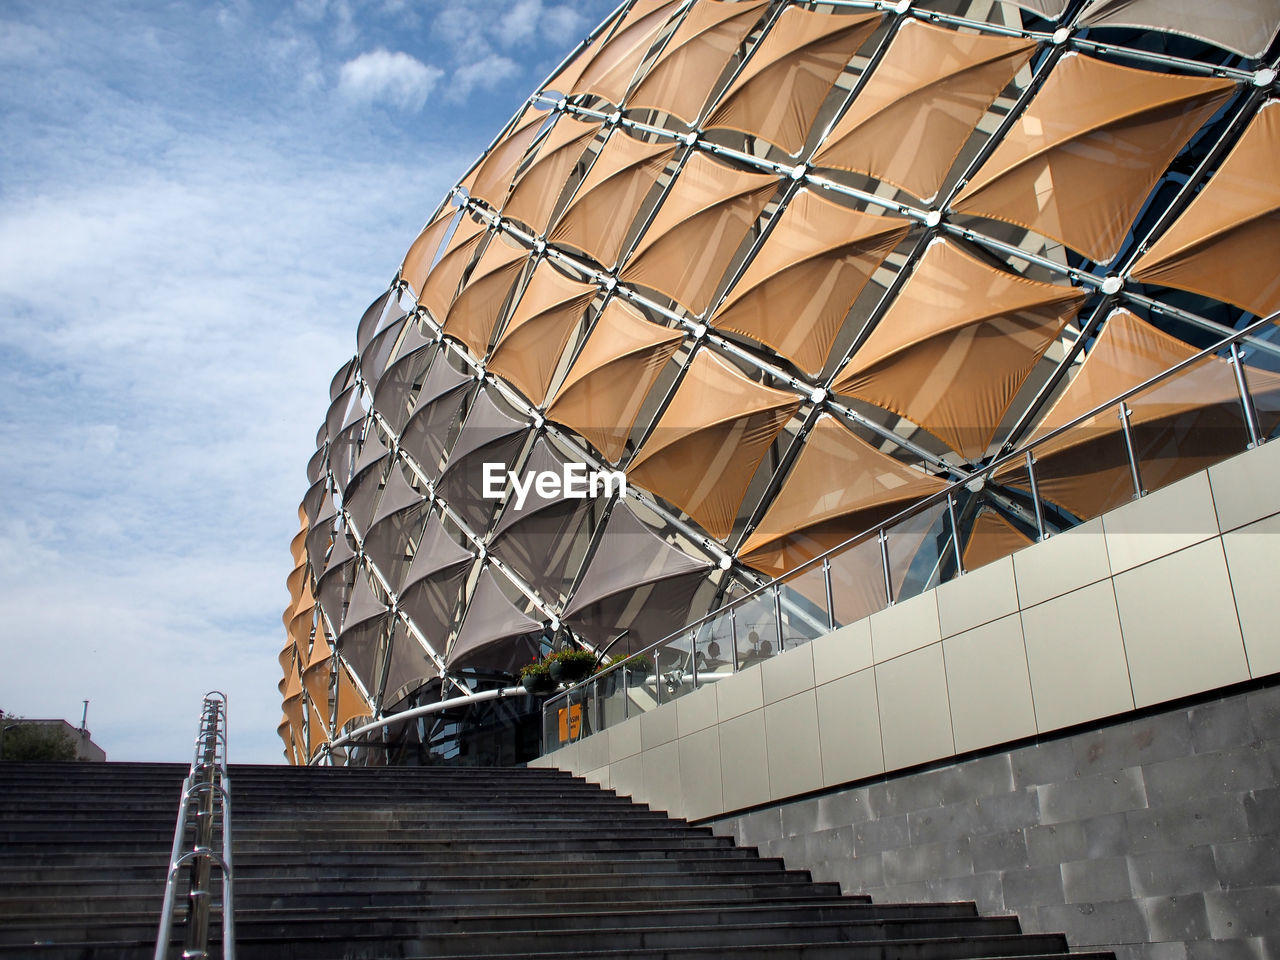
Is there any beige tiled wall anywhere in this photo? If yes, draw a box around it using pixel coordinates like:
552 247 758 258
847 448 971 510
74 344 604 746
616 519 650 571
532 442 1280 821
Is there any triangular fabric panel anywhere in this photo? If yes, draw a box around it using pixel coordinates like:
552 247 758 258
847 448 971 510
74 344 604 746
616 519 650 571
502 115 603 236
963 507 1035 571
625 0 769 125
547 130 678 269
400 212 457 298
952 54 1236 262
570 0 682 106
334 663 373 733
833 238 1086 459
382 621 441 707
1078 0 1280 58
1003 309 1280 518
441 388 527 476
740 413 947 577
547 299 685 462
488 260 597 404
706 7 882 156
1005 0 1070 17
417 213 487 325
711 189 909 374
373 339 436 434
401 512 474 593
360 315 407 392
369 461 422 531
339 567 389 638
1132 101 1280 318
447 567 543 673
621 151 779 315
442 235 530 359
813 19 1037 202
326 385 360 440
464 108 549 209
356 289 395 355
629 349 802 540
400 359 474 480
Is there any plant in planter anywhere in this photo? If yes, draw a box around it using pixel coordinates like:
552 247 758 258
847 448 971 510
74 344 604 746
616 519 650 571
547 648 596 684
622 654 653 686
518 658 556 695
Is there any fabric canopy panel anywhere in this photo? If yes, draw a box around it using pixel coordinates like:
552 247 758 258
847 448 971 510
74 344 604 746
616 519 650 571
1132 101 1280 319
1078 0 1280 59
302 621 333 731
437 387 528 533
952 53 1235 263
381 621 440 709
564 500 714 655
343 444 389 535
462 108 548 210
325 385 361 441
1000 309 1280 519
417 212 487 325
488 261 597 404
356 289 396 356
372 341 436 435
399 358 474 480
705 7 882 156
442 235 530 359
963 507 1035 571
359 316 407 393
1004 0 1070 17
502 115 602 236
400 212 456 299
337 567 390 697
398 512 475 652
546 300 684 462
740 413 946 577
547 130 678 270
812 19 1036 202
711 189 909 374
446 567 543 673
621 151 779 315
491 438 600 600
316 552 354 636
569 0 681 106
362 465 426 594
833 238 1086 460
334 663 373 734
630 349 801 539
625 0 768 125
305 501 336 574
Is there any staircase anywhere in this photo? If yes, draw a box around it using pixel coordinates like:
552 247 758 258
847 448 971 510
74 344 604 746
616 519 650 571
1 761 1115 959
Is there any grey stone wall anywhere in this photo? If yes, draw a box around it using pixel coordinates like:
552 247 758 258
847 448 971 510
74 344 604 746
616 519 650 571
710 682 1280 960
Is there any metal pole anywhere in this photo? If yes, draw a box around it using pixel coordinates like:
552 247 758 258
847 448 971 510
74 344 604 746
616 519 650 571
729 607 740 673
1118 402 1146 498
1026 450 1047 542
772 586 784 654
947 493 964 578
879 530 894 606
690 630 699 691
1229 342 1263 449
822 558 835 632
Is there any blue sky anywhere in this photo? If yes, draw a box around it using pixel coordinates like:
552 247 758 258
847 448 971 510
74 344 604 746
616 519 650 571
0 0 617 763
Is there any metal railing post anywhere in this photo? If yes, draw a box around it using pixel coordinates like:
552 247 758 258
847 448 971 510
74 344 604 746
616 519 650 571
690 630 699 690
879 529 894 606
729 607 740 673
1118 401 1146 498
1229 342 1263 449
772 586 784 654
822 558 835 631
1026 450 1047 542
947 493 964 577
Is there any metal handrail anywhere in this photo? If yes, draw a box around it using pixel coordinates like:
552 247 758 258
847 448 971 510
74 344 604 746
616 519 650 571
155 692 235 960
545 309 1280 726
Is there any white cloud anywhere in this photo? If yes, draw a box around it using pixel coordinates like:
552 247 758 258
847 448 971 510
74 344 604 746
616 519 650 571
338 48 442 110
447 53 519 103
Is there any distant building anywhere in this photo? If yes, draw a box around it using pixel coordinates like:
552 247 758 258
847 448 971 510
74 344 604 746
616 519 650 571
2 718 106 762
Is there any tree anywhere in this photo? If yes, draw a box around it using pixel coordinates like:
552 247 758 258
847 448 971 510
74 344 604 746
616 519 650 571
0 713 78 761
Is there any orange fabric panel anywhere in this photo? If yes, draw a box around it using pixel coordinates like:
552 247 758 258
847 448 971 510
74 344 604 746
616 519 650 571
711 189 909 374
813 19 1035 202
625 0 768 124
1132 102 1280 319
463 108 547 209
962 508 1034 571
489 261 597 404
706 7 881 155
629 349 801 539
502 115 602 235
417 213 487 325
833 238 1085 460
400 212 456 298
547 130 677 269
304 695 327 759
570 0 682 106
740 413 946 576
546 299 684 461
442 235 530 358
621 151 778 315
334 664 373 733
290 521 308 566
953 54 1235 262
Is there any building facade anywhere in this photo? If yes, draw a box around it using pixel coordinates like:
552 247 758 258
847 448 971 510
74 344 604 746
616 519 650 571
280 0 1280 785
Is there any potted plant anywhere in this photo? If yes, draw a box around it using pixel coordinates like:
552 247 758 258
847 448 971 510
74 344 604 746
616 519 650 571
547 648 596 684
623 654 653 687
519 659 555 695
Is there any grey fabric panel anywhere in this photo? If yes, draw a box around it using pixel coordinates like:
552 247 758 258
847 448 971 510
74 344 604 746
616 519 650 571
400 361 475 479
565 566 708 655
493 498 596 600
373 343 436 434
302 477 329 525
341 566 389 635
330 356 357 401
440 386 527 470
316 554 355 633
446 567 543 673
338 619 385 699
326 384 361 439
437 429 527 533
400 558 472 654
356 288 395 355
359 315 408 391
307 446 327 485
306 498 338 570
364 501 428 595
331 422 364 494
369 462 422 529
344 455 387 536
400 512 475 592
1078 0 1280 57
381 621 441 707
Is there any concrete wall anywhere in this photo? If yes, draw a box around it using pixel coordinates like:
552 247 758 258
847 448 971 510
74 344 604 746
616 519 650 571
533 439 1280 825
712 682 1280 960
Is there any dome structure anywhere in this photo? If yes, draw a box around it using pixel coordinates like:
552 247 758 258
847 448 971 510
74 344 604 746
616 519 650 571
281 0 1280 766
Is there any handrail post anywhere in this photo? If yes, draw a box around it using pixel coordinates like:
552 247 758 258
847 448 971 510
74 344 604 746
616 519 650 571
879 529 894 606
1118 401 1146 498
1229 342 1263 449
729 607 740 673
1026 450 1047 542
946 493 964 578
822 558 836 631
772 585 784 654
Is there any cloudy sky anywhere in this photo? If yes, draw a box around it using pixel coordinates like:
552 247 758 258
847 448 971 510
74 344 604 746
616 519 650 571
0 0 617 764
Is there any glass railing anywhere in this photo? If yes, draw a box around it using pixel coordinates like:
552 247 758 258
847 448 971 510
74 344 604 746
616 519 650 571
542 312 1279 753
